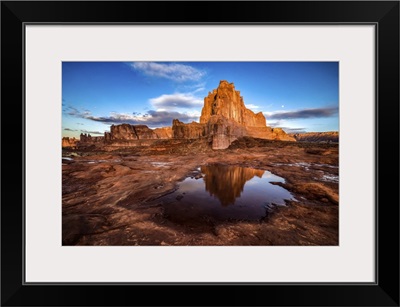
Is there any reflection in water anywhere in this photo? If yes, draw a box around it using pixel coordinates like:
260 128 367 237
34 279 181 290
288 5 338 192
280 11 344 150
160 164 295 223
201 164 264 206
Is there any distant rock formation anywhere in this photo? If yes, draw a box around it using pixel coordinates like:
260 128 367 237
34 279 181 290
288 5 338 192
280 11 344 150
173 80 295 149
63 80 296 150
79 133 104 144
172 120 206 139
62 137 78 148
290 131 339 143
110 124 157 140
154 127 173 139
72 125 173 148
109 124 172 140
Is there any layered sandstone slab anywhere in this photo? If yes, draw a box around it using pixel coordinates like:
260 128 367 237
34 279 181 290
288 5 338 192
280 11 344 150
108 124 172 140
246 127 296 141
76 124 172 148
290 131 339 143
110 124 157 140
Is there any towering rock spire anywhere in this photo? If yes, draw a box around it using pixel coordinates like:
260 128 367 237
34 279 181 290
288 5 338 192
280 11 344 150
172 80 295 149
200 80 266 127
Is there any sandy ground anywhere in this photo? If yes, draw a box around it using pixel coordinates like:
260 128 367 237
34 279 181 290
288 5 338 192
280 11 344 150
62 138 338 246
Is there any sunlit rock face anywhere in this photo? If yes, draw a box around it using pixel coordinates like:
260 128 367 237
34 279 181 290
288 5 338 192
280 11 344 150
106 124 173 141
110 124 157 140
173 80 295 149
154 127 173 139
62 137 78 148
201 164 264 206
200 80 266 127
172 119 206 139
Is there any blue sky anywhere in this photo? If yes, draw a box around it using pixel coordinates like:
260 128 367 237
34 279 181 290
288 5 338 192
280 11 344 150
62 62 339 138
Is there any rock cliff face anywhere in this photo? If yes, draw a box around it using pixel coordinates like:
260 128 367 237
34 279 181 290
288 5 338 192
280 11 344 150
110 124 157 140
172 120 206 139
108 124 172 140
154 127 173 139
205 115 247 150
200 80 266 127
62 137 78 148
173 80 295 149
74 125 173 148
80 133 104 144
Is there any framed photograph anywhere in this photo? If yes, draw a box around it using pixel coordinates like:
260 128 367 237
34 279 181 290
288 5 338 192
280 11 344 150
2 1 399 306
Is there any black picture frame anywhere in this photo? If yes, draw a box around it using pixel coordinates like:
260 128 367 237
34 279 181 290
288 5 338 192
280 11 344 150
1 1 399 306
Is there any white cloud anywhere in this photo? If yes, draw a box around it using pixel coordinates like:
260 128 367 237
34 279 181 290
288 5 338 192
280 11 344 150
67 108 198 128
149 93 203 109
131 62 205 82
192 87 205 93
245 104 260 110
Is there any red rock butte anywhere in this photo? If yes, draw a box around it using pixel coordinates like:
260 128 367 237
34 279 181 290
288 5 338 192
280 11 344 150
62 80 295 150
172 80 295 149
200 80 266 127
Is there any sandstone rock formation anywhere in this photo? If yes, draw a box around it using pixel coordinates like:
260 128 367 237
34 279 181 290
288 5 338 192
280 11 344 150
290 131 339 143
200 80 266 127
110 124 157 140
108 124 172 141
154 127 173 139
64 80 295 150
62 137 78 148
74 124 173 148
173 80 295 149
246 126 295 141
79 133 104 144
172 120 206 139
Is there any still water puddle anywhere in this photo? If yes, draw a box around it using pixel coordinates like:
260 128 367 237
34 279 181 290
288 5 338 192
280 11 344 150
161 164 295 223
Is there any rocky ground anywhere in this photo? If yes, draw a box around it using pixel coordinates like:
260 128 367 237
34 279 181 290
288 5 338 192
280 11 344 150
62 137 339 246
